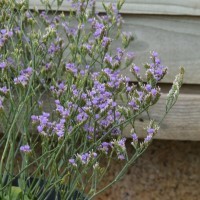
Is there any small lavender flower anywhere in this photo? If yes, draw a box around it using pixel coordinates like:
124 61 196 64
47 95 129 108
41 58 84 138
146 51 168 82
144 134 153 143
133 65 140 74
0 62 6 69
99 142 111 154
147 128 155 135
20 145 31 153
31 115 38 123
14 67 33 86
104 53 113 65
0 86 9 94
66 63 78 76
117 138 126 151
102 37 111 48
0 29 7 35
145 84 152 92
69 158 77 166
131 133 138 141
77 111 88 122
82 44 92 53
48 43 60 54
128 100 139 110
118 154 125 160
93 22 105 39
151 88 157 96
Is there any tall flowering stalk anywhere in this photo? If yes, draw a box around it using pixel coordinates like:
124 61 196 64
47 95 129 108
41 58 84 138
0 0 183 199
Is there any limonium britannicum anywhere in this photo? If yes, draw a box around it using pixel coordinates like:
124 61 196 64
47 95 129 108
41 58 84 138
0 0 184 199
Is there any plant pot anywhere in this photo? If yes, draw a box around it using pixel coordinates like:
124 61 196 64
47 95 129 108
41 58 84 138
2 176 87 200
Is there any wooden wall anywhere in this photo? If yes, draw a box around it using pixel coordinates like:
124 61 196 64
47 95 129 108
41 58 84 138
30 0 200 140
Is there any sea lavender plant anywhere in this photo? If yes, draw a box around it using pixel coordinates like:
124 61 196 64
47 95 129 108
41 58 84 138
0 0 184 199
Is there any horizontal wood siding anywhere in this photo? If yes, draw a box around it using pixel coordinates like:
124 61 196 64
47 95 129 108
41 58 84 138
27 0 200 140
39 89 200 141
30 0 200 16
123 92 200 141
119 15 200 84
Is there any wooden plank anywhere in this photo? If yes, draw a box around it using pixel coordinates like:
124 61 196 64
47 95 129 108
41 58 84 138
123 92 200 141
24 12 200 84
39 87 200 141
118 15 200 84
26 4 200 84
29 0 200 16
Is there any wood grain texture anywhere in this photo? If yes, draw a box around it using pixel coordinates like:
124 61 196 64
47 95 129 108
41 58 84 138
27 3 200 84
29 0 200 16
122 92 200 141
40 90 200 141
118 15 200 84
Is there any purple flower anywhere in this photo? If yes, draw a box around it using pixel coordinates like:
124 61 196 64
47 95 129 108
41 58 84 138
0 29 7 35
14 75 28 86
147 128 155 134
104 53 113 65
131 133 138 141
48 43 60 54
0 62 6 69
146 52 168 81
69 159 77 166
144 134 153 143
133 65 140 74
152 51 158 57
7 31 13 37
151 89 157 96
118 154 125 160
20 144 31 153
99 142 111 153
145 84 152 92
102 37 111 47
31 115 38 123
93 152 97 157
37 125 43 133
0 86 9 94
14 67 33 86
66 63 78 75
77 111 88 122
93 22 105 38
128 100 139 110
77 153 91 164
111 127 121 135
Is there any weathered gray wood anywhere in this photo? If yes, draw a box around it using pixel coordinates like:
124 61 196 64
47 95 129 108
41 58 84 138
118 15 200 84
28 1 200 84
40 88 200 141
25 10 200 84
30 0 200 16
123 92 200 141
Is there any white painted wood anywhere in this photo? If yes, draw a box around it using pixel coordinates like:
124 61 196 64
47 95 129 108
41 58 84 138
29 0 200 16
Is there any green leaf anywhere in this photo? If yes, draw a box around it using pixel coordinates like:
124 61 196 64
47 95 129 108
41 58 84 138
3 187 30 200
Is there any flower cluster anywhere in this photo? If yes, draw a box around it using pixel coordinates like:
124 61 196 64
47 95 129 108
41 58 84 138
146 51 168 83
0 29 13 48
14 67 33 86
0 0 183 199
